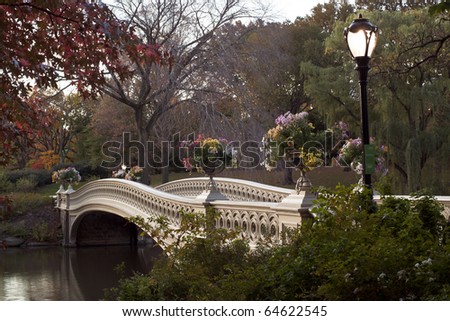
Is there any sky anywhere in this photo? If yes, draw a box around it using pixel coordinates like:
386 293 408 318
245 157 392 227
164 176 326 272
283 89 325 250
268 0 355 22
102 1 357 23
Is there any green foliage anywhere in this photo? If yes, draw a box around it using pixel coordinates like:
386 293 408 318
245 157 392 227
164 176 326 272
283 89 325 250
10 192 53 215
304 8 450 194
51 162 110 179
0 194 13 220
30 222 53 242
107 185 449 301
5 168 52 187
106 207 267 300
261 186 450 300
0 222 27 238
14 176 39 192
0 171 14 193
429 1 450 15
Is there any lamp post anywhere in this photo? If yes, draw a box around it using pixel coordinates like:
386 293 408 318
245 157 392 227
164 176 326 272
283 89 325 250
344 14 378 190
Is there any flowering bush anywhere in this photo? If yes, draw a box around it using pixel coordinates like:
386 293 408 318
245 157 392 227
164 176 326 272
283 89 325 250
263 111 323 172
338 138 388 175
112 165 143 181
112 168 126 179
182 135 233 174
128 166 143 181
52 167 81 184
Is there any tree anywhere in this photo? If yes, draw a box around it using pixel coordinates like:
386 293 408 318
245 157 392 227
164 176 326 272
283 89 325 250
5 92 52 169
38 92 94 164
1 0 155 165
304 8 450 193
100 0 265 184
369 9 449 193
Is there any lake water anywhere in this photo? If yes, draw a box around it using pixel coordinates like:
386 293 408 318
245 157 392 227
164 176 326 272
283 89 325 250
0 245 161 301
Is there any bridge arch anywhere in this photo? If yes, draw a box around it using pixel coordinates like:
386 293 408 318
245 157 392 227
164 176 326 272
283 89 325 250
73 210 139 247
66 202 139 247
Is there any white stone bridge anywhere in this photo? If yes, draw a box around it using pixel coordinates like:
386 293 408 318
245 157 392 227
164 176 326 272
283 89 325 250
55 177 450 248
55 177 314 248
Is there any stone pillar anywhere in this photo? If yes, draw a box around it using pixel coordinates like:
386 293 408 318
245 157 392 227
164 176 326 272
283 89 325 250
195 176 228 202
62 210 72 247
274 187 316 241
61 186 76 247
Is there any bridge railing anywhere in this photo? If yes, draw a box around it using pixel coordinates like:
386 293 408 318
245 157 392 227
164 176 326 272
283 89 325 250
56 178 313 247
56 178 450 247
156 177 293 202
373 195 450 220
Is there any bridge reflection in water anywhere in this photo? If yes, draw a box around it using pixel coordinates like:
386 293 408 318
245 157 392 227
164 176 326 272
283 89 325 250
0 245 161 301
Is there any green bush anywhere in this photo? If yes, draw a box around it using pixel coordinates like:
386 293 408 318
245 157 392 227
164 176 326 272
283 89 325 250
0 171 14 193
106 185 450 301
15 176 39 192
259 186 450 300
5 168 51 186
51 162 110 179
0 222 28 238
11 192 53 215
0 194 13 220
30 223 53 242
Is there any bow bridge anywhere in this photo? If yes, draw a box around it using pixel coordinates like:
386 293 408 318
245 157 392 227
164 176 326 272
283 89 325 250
55 177 450 248
55 177 314 248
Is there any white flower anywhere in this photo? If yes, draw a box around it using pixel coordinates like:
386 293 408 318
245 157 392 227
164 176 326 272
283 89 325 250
377 273 386 281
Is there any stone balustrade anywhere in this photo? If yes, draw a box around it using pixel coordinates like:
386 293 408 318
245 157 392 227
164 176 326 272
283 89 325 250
156 177 293 202
56 178 312 247
56 178 450 248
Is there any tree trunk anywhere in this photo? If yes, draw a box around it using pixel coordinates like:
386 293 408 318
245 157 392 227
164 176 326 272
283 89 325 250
161 143 170 184
283 167 295 185
138 128 151 185
406 137 421 192
161 167 169 184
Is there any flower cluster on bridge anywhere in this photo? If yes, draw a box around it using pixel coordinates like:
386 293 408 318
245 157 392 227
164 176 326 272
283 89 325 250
181 134 234 174
52 167 81 184
262 111 323 173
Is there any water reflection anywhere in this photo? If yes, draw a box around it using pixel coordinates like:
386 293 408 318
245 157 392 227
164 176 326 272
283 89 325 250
0 245 161 301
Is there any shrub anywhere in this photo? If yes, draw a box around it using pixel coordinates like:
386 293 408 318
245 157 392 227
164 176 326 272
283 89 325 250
0 171 14 193
0 194 13 220
262 186 450 300
15 176 39 192
30 223 53 242
51 162 110 180
0 222 28 238
106 185 450 301
5 168 52 186
10 192 53 215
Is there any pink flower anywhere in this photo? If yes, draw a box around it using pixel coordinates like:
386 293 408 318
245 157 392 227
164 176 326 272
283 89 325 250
182 157 193 171
339 121 348 131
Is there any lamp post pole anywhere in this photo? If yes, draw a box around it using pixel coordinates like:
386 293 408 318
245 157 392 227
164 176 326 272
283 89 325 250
355 56 372 188
344 14 379 191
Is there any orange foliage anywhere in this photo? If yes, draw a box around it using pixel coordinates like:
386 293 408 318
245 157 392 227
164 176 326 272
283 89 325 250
29 151 60 170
